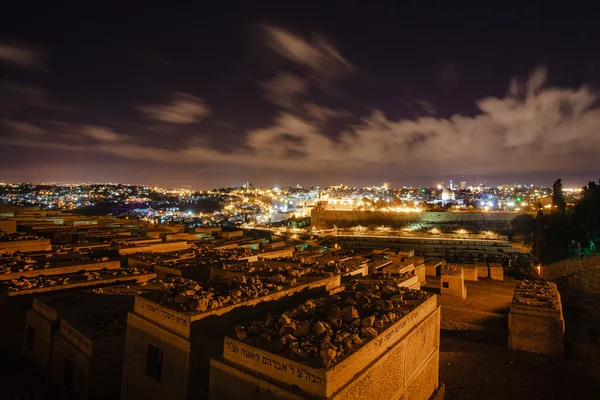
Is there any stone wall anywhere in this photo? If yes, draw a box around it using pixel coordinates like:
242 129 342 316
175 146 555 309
541 254 600 281
334 235 522 264
563 266 600 295
311 210 524 230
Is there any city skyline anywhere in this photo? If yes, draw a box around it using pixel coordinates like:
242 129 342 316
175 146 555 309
1 4 600 187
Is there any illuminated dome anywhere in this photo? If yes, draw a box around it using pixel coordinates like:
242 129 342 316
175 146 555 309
441 188 455 201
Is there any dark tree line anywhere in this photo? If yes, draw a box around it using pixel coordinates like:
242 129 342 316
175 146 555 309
512 178 600 263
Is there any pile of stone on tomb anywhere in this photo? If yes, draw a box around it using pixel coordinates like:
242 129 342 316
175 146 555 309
151 274 307 313
441 265 462 276
346 271 414 291
233 286 432 367
512 279 560 310
3 267 144 293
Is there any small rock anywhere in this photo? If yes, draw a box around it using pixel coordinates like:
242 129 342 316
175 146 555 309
291 345 308 359
189 297 209 311
313 321 327 336
279 323 296 336
320 345 337 367
235 326 247 340
279 314 292 326
341 306 359 323
361 327 378 338
330 318 342 329
361 315 375 327
293 320 311 337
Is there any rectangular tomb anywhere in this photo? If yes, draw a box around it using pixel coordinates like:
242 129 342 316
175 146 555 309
440 266 466 299
0 269 155 350
22 284 158 371
211 259 368 284
121 274 342 400
346 272 421 291
489 263 504 281
424 259 445 277
210 290 440 399
476 263 504 281
508 279 564 356
153 259 214 281
0 260 121 281
51 300 132 398
449 264 477 281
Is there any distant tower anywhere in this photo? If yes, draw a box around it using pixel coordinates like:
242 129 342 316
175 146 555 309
460 181 467 190
383 181 391 191
449 180 453 190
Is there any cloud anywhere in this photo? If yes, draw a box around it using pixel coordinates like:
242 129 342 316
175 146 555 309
5 66 600 178
137 91 211 124
82 126 130 142
3 120 48 136
260 72 308 109
304 103 351 121
416 100 437 116
0 42 45 70
262 25 353 83
258 26 355 122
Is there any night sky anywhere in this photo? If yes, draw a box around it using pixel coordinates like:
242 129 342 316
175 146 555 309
1 3 600 189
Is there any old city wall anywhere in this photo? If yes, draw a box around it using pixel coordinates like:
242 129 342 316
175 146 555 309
311 210 522 230
541 254 600 281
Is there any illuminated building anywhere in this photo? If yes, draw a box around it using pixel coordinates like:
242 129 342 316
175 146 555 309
441 188 456 205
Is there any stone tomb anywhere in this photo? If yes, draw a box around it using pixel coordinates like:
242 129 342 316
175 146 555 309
488 263 504 281
211 259 369 283
476 263 504 281
508 280 564 356
51 298 133 398
121 274 342 400
346 271 421 291
259 248 295 260
448 264 478 281
22 284 156 371
440 266 466 299
210 292 441 399
424 259 445 277
0 269 155 350
153 259 214 281
0 260 120 281
382 261 414 275
413 264 426 285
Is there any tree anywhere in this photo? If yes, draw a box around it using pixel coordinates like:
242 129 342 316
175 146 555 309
571 181 600 254
537 178 570 262
510 214 535 245
552 179 566 213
